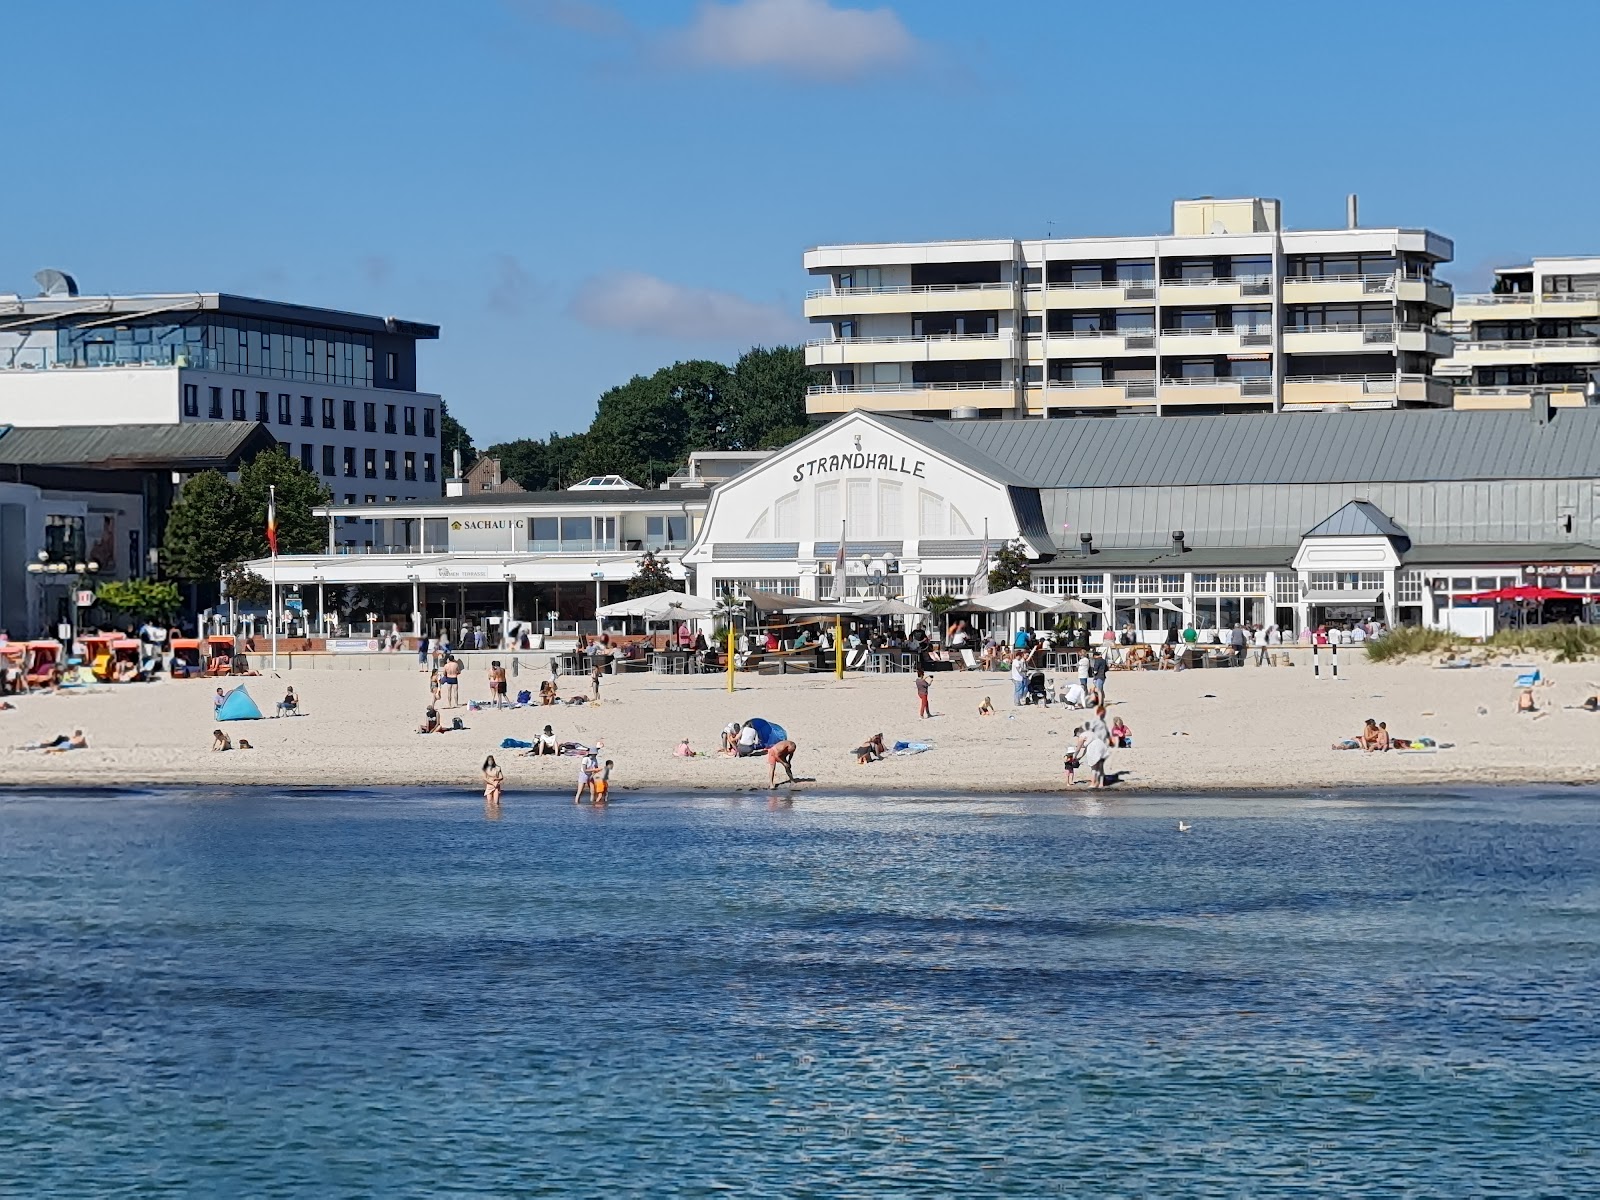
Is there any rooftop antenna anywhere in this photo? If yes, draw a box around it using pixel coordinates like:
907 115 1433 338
34 269 78 297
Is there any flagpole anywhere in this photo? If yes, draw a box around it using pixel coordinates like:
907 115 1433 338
834 519 846 680
269 484 279 672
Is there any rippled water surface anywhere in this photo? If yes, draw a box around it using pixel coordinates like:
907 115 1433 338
2 786 1597 1196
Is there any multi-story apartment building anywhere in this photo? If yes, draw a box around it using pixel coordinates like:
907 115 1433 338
804 197 1455 419
1438 257 1600 409
0 282 443 502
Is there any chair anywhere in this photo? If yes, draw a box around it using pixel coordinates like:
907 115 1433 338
958 648 979 671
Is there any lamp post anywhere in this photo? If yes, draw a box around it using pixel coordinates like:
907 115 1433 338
29 552 100 654
590 570 605 636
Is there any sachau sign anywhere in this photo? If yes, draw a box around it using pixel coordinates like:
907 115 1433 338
447 517 527 551
790 448 927 484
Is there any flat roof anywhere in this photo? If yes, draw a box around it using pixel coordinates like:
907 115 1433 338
0 292 438 339
0 420 279 470
320 487 712 517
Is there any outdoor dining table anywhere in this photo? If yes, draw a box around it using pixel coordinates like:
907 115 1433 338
650 651 696 675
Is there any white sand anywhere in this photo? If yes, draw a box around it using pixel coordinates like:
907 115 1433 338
2 654 1596 794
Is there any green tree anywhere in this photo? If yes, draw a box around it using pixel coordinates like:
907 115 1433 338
94 579 183 622
627 551 676 598
439 398 476 473
236 450 332 557
987 539 1032 593
161 469 249 582
726 345 813 448
577 363 731 483
219 563 270 605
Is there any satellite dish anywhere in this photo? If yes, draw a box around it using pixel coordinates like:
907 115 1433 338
34 269 79 298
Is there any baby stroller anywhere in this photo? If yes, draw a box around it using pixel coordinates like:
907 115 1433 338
1023 670 1050 705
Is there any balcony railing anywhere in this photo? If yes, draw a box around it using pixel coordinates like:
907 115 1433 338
1161 376 1275 395
1044 277 1157 291
1456 337 1600 351
1160 326 1274 339
1284 373 1399 392
1043 327 1156 339
1043 378 1157 398
807 380 1013 395
1160 274 1273 290
1457 291 1600 306
804 333 1004 347
805 282 1016 298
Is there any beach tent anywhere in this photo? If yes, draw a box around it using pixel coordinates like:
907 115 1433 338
743 717 788 748
217 685 264 721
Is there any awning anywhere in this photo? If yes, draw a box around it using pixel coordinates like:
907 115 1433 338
1305 589 1384 604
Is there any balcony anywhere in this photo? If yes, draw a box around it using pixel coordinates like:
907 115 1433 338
1156 274 1274 305
1157 326 1274 356
804 332 1015 366
1159 377 1275 406
1448 337 1600 366
1041 329 1157 357
1029 378 1157 412
1043 278 1159 308
1455 291 1600 320
1281 323 1453 357
1281 374 1404 410
804 282 1016 319
1451 385 1590 410
805 380 1017 414
1283 272 1450 309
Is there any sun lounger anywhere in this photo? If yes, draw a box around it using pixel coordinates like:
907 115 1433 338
958 648 979 671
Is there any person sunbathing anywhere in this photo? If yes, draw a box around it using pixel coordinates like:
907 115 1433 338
852 733 886 765
33 729 88 752
418 706 443 734
540 679 559 706
1517 688 1538 714
212 729 232 751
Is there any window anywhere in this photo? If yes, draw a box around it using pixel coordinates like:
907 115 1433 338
300 444 314 471
363 402 377 433
645 514 688 546
364 494 377 504
343 400 357 430
403 406 416 437
208 387 223 419
183 384 198 416
343 447 357 477
301 396 314 427
403 451 416 481
384 404 397 434
364 449 377 478
321 398 335 429
231 389 247 420
386 351 399 381
256 391 270 421
423 453 436 482
423 408 436 438
278 393 292 424
321 445 335 476
384 450 397 480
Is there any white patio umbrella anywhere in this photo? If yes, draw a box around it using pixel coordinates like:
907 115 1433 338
848 597 929 617
596 591 716 619
969 587 1061 613
1048 597 1101 616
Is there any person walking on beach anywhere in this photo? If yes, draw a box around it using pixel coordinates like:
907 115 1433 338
766 739 797 788
488 660 507 709
1087 649 1108 703
441 656 462 708
1010 651 1029 706
915 668 932 719
482 755 504 805
418 636 431 672
1081 704 1111 789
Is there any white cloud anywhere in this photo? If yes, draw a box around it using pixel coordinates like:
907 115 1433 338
569 271 803 343
665 0 918 79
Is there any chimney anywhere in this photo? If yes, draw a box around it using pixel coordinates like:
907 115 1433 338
1531 389 1552 426
1079 532 1093 558
1346 193 1359 229
1171 529 1186 553
452 448 463 479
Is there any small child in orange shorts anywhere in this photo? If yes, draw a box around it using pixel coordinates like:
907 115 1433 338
593 758 613 804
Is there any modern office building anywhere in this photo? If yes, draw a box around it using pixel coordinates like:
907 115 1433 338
686 404 1600 639
0 279 443 502
1437 256 1600 409
804 197 1456 419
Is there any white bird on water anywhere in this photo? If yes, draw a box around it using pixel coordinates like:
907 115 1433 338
1177 821 1192 833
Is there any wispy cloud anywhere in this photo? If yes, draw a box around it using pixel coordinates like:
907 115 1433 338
359 255 393 288
523 0 922 81
664 0 918 79
487 254 538 316
569 271 803 342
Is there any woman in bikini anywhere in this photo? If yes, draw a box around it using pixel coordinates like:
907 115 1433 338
482 755 504 805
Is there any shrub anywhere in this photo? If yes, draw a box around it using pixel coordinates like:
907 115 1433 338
1486 624 1600 662
1364 626 1463 662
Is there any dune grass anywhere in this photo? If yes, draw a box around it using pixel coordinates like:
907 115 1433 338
1367 623 1600 663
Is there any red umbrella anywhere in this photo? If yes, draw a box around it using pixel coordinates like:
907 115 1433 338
1454 585 1584 603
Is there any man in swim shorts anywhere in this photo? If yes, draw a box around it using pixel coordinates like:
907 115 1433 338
766 739 797 788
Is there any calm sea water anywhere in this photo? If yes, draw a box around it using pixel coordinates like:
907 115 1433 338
1 785 1596 1197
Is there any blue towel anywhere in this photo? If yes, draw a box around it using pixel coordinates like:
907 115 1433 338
500 737 533 749
891 740 933 754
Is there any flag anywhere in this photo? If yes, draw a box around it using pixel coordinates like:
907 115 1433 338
830 520 846 601
969 523 991 597
266 485 279 557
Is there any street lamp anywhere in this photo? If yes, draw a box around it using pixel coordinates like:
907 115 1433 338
590 570 605 633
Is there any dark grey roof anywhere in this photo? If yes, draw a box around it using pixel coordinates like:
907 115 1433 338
324 487 710 514
1399 542 1600 566
0 292 437 339
1035 546 1300 570
1304 500 1408 539
0 421 279 470
876 408 1600 488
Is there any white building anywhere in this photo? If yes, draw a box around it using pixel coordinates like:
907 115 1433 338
804 196 1455 419
0 281 443 503
1438 256 1600 409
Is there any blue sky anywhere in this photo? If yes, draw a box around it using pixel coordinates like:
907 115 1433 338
2 0 1592 444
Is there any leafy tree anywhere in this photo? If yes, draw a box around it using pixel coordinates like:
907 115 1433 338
94 579 182 622
220 563 270 605
726 345 813 449
987 539 1032 593
161 470 249 582
627 551 676 598
577 364 726 484
439 398 476 473
236 450 332 557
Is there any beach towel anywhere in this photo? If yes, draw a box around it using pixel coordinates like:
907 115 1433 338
744 718 788 748
500 737 533 749
216 686 263 721
891 740 933 755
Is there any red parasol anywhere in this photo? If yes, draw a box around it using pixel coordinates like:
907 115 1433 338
1454 585 1584 603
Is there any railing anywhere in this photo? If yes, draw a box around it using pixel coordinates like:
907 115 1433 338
805 282 1016 299
1284 273 1399 290
1160 325 1273 338
1044 277 1156 291
1456 337 1600 350
1043 379 1157 398
1042 328 1155 340
807 380 1013 395
1454 385 1589 398
1457 291 1600 306
1160 377 1274 396
804 333 1005 347
1160 274 1273 289
1283 373 1399 392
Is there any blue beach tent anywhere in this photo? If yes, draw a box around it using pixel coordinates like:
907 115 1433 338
744 718 788 748
217 686 264 721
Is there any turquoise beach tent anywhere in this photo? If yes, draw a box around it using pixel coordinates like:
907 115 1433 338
217 685 264 721
744 718 788 748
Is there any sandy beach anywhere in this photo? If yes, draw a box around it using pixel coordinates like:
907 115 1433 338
3 651 1598 795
